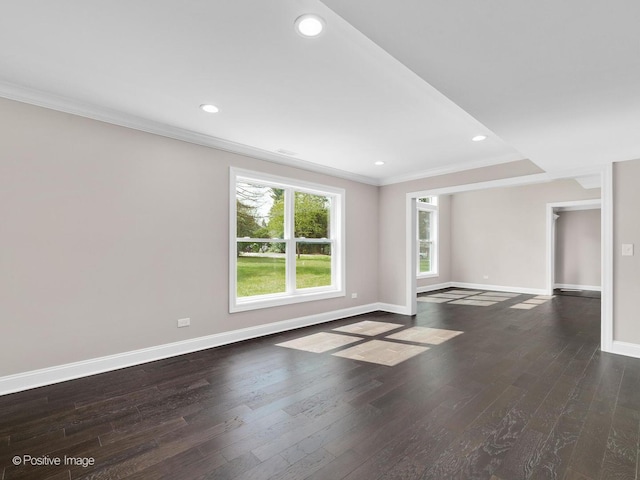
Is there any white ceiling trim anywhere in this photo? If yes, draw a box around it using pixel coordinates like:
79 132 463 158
0 80 379 186
407 164 608 199
378 151 527 186
408 172 553 198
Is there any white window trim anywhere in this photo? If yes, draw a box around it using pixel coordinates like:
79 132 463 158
229 167 345 313
416 199 439 278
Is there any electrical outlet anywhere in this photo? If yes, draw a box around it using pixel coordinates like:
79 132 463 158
351 293 358 299
177 318 191 328
622 244 634 256
483 275 489 280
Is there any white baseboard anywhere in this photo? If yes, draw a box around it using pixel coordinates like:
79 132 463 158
375 302 412 315
610 341 640 359
451 282 547 296
416 282 453 294
554 283 602 292
0 303 386 396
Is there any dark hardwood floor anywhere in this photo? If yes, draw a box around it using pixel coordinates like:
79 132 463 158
1 291 638 479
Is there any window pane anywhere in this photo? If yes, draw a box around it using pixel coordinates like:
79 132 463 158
236 182 284 239
296 243 332 289
232 171 343 311
294 192 330 239
419 241 432 273
418 208 434 274
418 210 431 241
237 243 286 297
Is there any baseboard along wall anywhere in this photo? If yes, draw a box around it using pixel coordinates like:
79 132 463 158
0 281 624 395
416 282 454 294
554 283 602 292
0 302 403 396
417 281 547 296
611 341 640 359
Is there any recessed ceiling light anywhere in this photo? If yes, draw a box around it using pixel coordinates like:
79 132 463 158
295 14 325 37
472 135 487 142
200 104 219 113
374 161 385 166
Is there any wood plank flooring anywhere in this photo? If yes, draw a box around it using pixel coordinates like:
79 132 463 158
1 291 637 479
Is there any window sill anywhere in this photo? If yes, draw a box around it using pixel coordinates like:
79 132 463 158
230 289 345 313
417 273 439 279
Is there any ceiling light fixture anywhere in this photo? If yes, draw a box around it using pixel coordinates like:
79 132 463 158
472 135 487 142
374 161 385 166
200 104 219 113
294 14 325 37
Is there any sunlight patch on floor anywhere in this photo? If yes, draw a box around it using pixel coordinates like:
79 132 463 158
276 323 464 366
276 332 362 353
332 340 428 366
332 320 404 336
386 327 463 345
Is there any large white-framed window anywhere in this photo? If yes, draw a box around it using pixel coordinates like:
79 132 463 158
417 196 438 278
230 168 345 312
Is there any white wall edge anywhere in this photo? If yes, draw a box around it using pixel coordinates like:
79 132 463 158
610 341 640 359
0 303 384 396
451 282 547 296
417 282 454 293
405 196 418 316
554 284 602 292
546 203 555 296
601 163 614 354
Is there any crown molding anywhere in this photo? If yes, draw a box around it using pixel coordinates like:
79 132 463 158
0 81 611 189
0 80 379 186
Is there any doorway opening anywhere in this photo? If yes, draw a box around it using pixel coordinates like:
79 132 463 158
405 166 612 353
546 199 601 298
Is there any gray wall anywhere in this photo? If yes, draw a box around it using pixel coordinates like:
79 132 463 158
613 158 640 344
555 209 601 287
5 94 637 378
450 181 600 290
0 98 379 376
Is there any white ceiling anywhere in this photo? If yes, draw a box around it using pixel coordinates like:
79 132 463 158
321 0 640 176
2 1 637 185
